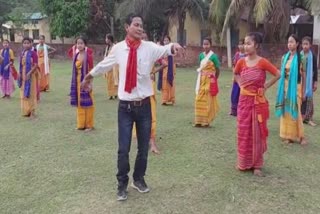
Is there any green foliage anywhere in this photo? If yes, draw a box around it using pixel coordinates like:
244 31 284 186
40 0 89 38
0 0 15 39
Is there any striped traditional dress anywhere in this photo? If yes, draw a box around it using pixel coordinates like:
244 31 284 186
234 58 278 170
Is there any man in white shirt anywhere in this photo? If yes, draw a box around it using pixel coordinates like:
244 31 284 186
81 13 183 201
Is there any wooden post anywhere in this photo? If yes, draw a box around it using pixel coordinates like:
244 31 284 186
227 27 232 68
313 15 320 67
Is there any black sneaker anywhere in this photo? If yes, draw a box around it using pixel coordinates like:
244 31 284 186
117 188 128 201
131 179 150 193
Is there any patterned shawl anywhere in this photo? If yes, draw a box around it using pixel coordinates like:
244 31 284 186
275 52 299 119
157 56 174 91
18 50 32 98
0 48 10 79
70 51 93 107
301 50 313 98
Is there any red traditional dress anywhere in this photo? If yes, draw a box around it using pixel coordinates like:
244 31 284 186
234 58 278 170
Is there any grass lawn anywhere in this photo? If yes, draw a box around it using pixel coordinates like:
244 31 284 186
1 60 320 214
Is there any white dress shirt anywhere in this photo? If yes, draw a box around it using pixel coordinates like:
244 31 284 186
90 40 173 101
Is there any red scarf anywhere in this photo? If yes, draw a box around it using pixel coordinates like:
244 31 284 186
125 37 141 93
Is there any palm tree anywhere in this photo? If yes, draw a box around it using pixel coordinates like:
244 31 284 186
209 0 320 43
118 0 205 45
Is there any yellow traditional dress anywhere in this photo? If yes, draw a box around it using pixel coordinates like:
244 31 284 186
19 50 38 116
279 58 304 140
159 56 176 105
104 44 119 97
70 51 95 129
194 51 220 126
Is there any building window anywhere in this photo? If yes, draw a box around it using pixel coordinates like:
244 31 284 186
32 29 40 40
51 33 56 40
24 30 30 37
31 20 39 25
23 20 29 25
200 30 211 45
9 29 15 42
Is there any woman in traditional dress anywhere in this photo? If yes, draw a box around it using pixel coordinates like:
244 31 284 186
230 39 246 116
158 35 176 105
234 32 280 176
276 34 307 145
104 34 119 100
194 37 220 127
37 35 56 92
18 37 39 118
301 36 318 126
70 37 94 131
0 40 17 98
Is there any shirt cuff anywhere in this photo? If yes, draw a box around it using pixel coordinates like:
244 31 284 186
89 67 100 77
166 43 174 56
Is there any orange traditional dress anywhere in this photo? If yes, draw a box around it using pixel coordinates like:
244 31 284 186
37 44 54 91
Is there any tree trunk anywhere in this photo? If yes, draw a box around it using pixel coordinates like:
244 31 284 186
177 12 186 46
247 0 256 31
161 19 170 39
110 16 114 36
0 23 3 41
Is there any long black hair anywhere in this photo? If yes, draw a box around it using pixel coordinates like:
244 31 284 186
246 32 263 48
288 34 301 83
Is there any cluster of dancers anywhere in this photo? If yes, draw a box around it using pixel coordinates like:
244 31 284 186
0 13 318 201
0 36 56 117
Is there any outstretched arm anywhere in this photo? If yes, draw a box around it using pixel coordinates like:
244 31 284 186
81 48 117 91
150 42 184 63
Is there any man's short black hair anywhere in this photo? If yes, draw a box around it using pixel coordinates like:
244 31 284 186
125 13 144 25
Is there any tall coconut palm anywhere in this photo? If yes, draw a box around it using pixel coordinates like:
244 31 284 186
209 0 319 43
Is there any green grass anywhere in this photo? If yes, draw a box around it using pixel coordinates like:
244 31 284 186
1 60 320 214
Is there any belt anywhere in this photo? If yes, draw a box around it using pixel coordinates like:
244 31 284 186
119 97 150 106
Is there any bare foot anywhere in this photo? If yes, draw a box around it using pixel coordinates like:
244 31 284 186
300 138 308 146
308 121 317 127
84 128 94 132
29 114 37 120
253 169 265 177
150 146 160 154
149 138 160 154
282 139 293 145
